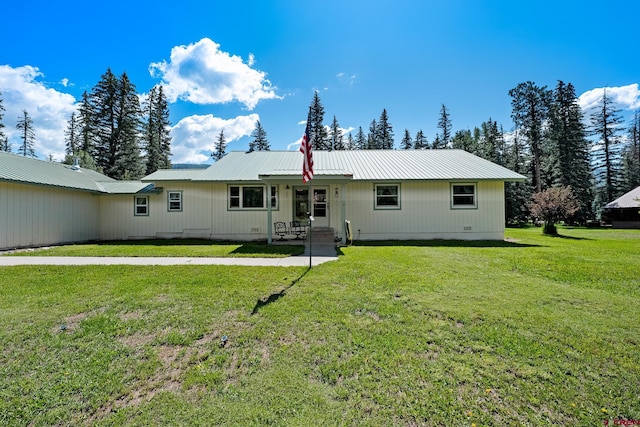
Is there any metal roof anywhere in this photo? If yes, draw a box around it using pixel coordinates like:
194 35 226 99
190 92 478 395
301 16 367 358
604 186 640 209
142 169 206 181
185 150 526 182
0 152 156 194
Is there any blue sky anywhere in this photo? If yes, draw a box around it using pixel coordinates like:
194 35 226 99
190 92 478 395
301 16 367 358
1 0 639 164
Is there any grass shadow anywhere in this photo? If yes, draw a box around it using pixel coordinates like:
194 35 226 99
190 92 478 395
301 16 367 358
351 239 541 248
251 268 310 315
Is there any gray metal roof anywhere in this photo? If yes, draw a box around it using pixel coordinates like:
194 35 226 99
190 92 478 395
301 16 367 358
185 150 526 182
0 152 156 194
604 186 640 209
143 168 206 181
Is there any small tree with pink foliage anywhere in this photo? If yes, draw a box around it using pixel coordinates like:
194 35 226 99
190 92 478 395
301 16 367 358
529 186 580 235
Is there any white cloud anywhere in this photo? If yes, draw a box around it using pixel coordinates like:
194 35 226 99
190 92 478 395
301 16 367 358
578 83 640 111
0 65 76 160
170 113 259 163
149 38 280 110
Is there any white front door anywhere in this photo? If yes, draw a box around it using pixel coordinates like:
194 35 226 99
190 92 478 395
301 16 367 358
294 186 329 228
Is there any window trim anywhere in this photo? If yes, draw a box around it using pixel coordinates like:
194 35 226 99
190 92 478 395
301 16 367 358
134 195 149 216
374 183 401 210
228 185 279 210
167 191 183 212
451 183 478 209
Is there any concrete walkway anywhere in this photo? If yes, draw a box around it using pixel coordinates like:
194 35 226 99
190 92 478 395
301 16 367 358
0 255 338 267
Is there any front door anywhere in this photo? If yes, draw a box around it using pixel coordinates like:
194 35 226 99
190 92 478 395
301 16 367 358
294 186 329 227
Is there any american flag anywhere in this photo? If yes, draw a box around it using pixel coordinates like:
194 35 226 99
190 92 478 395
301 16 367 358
300 121 314 183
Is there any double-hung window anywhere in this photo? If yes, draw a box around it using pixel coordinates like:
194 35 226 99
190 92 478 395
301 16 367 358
375 184 400 209
167 191 182 212
229 185 278 209
451 183 477 208
134 196 149 216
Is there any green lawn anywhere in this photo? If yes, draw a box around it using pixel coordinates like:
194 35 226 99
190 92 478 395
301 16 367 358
8 239 304 258
1 227 638 426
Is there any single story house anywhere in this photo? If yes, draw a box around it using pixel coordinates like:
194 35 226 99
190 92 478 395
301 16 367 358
602 186 640 228
0 149 525 250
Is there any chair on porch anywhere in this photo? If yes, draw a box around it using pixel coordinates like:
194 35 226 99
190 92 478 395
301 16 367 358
289 221 306 240
274 221 288 240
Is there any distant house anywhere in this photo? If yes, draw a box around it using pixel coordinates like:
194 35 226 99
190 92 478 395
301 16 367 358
0 150 525 250
602 186 640 228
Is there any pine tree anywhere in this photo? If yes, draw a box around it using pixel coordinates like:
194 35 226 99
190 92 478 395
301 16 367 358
329 115 344 150
367 119 378 149
451 129 476 154
504 129 531 225
16 110 36 157
437 103 452 148
589 88 624 203
354 126 366 150
509 81 552 193
112 72 144 179
377 109 394 149
0 92 9 152
64 112 81 156
621 110 640 192
308 91 329 150
432 134 443 149
479 118 503 164
143 85 173 174
400 129 412 149
77 91 94 154
547 81 594 221
212 129 226 161
249 120 270 152
414 130 428 149
345 133 355 150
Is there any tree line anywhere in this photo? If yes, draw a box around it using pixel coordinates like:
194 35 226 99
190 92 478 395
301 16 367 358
0 68 173 180
301 83 640 223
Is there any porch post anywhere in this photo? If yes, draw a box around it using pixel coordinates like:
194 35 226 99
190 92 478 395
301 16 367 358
266 183 273 244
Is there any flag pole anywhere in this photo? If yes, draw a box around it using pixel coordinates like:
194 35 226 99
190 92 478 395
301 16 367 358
308 181 312 268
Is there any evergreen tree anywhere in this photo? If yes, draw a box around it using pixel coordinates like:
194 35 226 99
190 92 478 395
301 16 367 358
143 85 173 174
400 129 412 149
0 92 9 152
212 129 226 161
249 120 270 152
504 129 531 225
112 72 144 179
354 126 366 150
329 115 344 150
414 130 428 149
307 91 329 150
589 88 624 203
377 109 394 149
432 134 444 149
77 91 94 154
437 103 452 148
90 69 145 179
509 81 552 193
367 119 379 149
64 112 81 156
479 118 503 164
345 133 355 150
16 110 36 157
547 81 594 221
621 110 640 192
451 129 476 154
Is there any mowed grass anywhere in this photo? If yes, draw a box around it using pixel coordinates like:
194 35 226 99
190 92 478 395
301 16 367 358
0 227 638 426
8 239 304 258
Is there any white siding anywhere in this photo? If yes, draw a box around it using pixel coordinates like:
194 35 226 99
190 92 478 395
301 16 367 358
0 182 100 250
96 180 507 242
343 181 505 240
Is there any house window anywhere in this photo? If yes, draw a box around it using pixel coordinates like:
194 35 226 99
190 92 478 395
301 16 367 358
134 196 149 216
167 191 182 212
375 184 400 209
228 185 278 209
452 184 477 208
